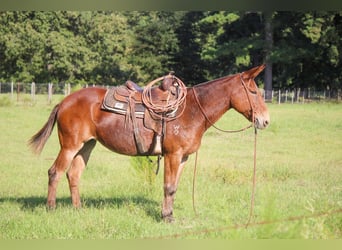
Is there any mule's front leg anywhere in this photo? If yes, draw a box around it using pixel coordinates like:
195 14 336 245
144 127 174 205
162 183 177 222
162 154 188 222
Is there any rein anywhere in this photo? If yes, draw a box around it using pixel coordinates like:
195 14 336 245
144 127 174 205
192 73 258 227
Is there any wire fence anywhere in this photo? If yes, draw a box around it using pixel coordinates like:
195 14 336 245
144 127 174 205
144 208 342 239
0 82 107 104
0 82 341 104
264 88 342 104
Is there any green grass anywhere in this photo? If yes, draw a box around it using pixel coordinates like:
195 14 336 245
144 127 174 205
0 94 341 239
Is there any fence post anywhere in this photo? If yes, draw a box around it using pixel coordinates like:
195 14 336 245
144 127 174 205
48 83 53 104
64 83 71 96
11 81 14 100
17 82 20 102
31 82 35 102
291 91 294 104
296 88 300 103
278 89 281 104
285 90 288 103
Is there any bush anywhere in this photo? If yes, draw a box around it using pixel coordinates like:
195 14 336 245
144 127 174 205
130 156 158 186
0 95 12 107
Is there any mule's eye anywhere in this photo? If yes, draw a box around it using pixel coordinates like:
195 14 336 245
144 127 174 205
249 89 257 95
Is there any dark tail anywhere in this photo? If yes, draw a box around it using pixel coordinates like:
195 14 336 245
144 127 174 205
28 104 59 155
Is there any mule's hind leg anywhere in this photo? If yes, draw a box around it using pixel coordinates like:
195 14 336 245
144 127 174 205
66 140 96 208
47 149 77 209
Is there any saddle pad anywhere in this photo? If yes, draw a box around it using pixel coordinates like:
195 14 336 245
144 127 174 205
101 87 145 118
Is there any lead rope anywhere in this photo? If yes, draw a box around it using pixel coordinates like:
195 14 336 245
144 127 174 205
191 74 258 227
240 76 258 228
192 151 199 216
245 126 257 228
191 129 258 226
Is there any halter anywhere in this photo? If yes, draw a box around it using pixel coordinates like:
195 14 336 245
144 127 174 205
192 73 256 133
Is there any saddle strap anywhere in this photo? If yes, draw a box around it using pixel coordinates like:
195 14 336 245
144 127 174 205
129 96 146 154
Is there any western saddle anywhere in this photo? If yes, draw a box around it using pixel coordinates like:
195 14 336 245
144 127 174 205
101 73 187 155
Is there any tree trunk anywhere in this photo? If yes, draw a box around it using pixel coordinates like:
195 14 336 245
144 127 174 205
264 12 273 102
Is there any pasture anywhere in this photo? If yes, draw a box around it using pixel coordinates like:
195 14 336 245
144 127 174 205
0 94 341 239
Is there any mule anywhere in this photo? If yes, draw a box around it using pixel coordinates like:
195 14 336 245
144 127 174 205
29 64 270 222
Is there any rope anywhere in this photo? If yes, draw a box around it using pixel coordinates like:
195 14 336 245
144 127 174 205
246 127 257 227
192 87 253 133
190 128 258 226
191 73 258 227
192 151 199 216
142 75 187 121
145 208 342 239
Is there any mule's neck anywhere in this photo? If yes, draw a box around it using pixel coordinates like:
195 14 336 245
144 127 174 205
191 75 236 130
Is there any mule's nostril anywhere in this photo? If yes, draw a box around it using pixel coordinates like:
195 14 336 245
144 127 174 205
264 120 269 126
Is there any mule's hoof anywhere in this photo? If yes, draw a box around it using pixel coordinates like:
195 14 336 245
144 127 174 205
46 205 56 211
72 204 82 210
46 200 56 211
163 215 175 223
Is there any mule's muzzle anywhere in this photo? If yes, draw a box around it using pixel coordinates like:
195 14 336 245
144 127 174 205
255 114 270 130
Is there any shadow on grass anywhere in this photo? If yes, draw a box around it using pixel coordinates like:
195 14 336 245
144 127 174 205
0 195 162 221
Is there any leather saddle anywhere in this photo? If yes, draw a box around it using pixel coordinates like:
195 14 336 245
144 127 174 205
101 77 180 155
104 83 145 118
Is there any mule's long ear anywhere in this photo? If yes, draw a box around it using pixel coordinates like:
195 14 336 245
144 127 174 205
243 64 266 79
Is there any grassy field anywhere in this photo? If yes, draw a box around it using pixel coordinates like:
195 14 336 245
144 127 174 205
0 94 341 239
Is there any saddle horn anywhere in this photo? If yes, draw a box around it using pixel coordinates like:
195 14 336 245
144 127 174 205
161 71 176 91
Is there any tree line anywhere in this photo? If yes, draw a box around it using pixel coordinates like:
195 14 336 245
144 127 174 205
0 11 341 101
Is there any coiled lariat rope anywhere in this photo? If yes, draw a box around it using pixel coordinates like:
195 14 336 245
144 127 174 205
142 74 187 121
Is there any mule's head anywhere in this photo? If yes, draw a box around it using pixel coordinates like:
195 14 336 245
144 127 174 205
230 64 270 129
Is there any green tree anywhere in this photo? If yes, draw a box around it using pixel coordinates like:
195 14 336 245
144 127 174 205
264 11 274 101
271 11 342 91
0 11 340 93
126 11 182 83
173 11 207 85
0 12 45 82
84 11 134 85
192 11 265 80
